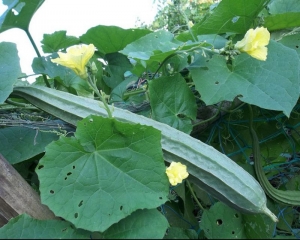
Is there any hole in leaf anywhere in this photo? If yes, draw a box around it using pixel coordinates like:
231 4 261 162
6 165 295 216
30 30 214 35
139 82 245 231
120 206 123 210
74 213 78 219
72 166 76 169
61 228 67 232
296 45 299 48
67 172 72 176
78 200 83 207
216 219 223 225
231 16 240 23
159 197 162 200
215 81 219 85
234 213 239 218
64 177 67 180
89 118 93 123
50 190 55 194
232 231 235 234
177 113 186 119
237 94 243 98
37 165 44 169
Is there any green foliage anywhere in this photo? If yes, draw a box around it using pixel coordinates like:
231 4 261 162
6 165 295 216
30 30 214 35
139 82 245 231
189 40 300 116
41 31 80 53
191 0 268 35
36 115 169 232
1 0 300 238
148 73 197 133
200 202 247 238
0 214 89 239
0 0 44 33
102 209 169 239
80 25 151 55
0 126 59 164
0 42 21 103
32 54 93 97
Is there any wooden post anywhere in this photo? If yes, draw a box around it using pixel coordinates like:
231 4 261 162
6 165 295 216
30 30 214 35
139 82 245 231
0 153 57 227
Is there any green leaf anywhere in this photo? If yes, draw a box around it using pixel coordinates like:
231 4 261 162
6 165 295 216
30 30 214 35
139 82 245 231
276 206 295 232
189 40 300 117
109 75 138 102
164 227 198 239
279 34 300 57
165 227 198 239
80 25 151 55
103 52 133 89
0 127 59 164
0 42 22 103
148 74 197 134
120 30 181 60
191 0 268 35
41 30 80 53
176 34 227 49
200 202 247 239
36 115 169 232
0 214 89 239
102 209 169 239
32 55 93 97
264 13 300 31
0 0 44 33
268 0 300 14
242 213 276 239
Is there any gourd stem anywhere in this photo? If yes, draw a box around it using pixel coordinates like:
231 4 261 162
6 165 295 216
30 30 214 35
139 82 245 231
25 30 51 88
186 179 205 211
87 75 113 119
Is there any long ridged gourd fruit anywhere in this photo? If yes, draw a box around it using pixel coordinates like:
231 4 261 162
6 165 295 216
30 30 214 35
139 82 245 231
12 86 278 222
248 105 300 206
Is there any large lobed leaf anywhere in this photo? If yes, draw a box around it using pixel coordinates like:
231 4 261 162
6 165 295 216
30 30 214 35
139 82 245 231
189 40 300 117
0 0 44 33
41 30 80 53
148 73 197 134
0 127 59 164
0 42 21 103
36 115 169 232
102 209 169 239
80 25 151 56
181 0 268 40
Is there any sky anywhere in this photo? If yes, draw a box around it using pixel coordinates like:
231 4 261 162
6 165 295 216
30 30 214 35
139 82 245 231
0 0 159 80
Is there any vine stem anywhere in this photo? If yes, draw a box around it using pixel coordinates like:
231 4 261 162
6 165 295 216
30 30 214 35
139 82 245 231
87 75 113 119
25 30 51 88
186 179 205 211
179 8 197 42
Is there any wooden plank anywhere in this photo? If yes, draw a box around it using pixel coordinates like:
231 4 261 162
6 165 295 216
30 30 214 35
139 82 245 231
0 153 57 227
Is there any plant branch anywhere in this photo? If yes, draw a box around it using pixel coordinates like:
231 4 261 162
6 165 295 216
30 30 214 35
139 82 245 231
25 30 51 88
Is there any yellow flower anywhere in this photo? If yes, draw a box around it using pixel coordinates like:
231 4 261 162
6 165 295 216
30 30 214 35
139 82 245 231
51 44 95 79
166 162 189 186
188 21 194 28
235 27 270 61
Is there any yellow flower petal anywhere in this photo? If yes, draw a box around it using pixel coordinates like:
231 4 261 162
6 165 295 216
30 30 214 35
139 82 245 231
51 44 95 79
166 162 189 186
235 27 270 61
